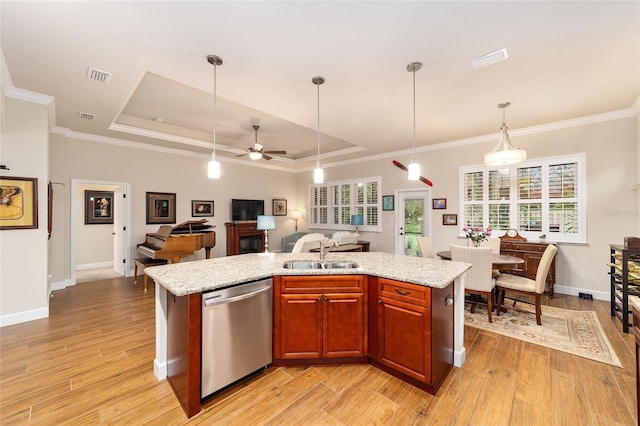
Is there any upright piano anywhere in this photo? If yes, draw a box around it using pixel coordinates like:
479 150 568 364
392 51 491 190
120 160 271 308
137 219 216 264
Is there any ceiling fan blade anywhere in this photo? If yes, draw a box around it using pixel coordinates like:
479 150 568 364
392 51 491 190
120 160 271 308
262 153 273 160
235 152 248 158
264 150 287 155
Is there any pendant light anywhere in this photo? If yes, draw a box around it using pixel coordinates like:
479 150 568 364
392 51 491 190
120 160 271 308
312 76 325 184
484 102 526 166
207 54 223 179
407 62 422 181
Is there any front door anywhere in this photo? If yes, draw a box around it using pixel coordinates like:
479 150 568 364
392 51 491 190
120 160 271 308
395 190 431 256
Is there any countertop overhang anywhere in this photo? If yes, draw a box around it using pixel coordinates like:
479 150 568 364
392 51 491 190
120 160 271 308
144 252 471 296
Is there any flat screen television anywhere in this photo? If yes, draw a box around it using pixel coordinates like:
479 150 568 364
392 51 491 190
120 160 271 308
231 199 264 221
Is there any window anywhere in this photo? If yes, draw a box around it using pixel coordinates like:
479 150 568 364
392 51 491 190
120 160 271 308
308 177 381 232
459 154 586 243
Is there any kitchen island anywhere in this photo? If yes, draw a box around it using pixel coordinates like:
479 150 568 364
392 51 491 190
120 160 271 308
146 252 471 417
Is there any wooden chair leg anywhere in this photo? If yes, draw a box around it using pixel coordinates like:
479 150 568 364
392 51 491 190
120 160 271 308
470 303 477 314
487 292 493 323
535 293 542 325
134 262 138 285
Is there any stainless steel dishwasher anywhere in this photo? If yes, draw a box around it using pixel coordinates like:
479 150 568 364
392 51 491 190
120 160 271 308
201 278 273 398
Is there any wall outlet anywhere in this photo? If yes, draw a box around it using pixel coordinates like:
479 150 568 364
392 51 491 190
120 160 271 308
578 292 593 301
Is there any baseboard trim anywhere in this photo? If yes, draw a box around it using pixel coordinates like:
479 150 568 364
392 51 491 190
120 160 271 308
0 307 49 327
76 261 113 271
553 285 608 302
154 359 167 381
50 279 74 291
454 348 466 368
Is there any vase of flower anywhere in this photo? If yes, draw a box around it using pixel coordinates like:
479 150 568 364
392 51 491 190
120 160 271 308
463 226 492 247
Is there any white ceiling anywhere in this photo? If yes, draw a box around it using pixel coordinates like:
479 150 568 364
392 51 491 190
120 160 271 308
1 1 638 171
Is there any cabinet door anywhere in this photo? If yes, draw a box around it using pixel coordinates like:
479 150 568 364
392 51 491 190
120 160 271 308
279 293 323 359
378 296 431 383
324 293 365 358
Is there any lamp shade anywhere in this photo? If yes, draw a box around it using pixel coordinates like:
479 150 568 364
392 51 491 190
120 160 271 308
291 210 303 220
351 215 364 226
256 215 276 231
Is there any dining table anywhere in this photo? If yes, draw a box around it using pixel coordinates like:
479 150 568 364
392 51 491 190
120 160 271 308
436 250 524 271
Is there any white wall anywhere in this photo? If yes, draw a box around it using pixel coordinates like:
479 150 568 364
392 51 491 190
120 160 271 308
48 134 301 285
296 115 638 300
75 183 117 267
0 95 50 325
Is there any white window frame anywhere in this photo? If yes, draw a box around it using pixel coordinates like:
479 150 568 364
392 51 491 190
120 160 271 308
308 176 382 232
459 153 587 243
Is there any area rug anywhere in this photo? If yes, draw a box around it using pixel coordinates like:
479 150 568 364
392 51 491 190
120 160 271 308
464 303 622 367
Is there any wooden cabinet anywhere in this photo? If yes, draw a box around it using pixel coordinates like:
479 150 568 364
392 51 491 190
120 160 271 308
609 244 640 333
273 275 366 361
225 222 265 256
370 277 454 393
500 241 557 297
166 290 201 418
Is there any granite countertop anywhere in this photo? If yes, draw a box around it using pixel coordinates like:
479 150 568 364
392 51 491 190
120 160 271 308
144 252 471 296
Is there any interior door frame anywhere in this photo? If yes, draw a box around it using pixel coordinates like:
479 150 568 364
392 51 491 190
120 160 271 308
394 189 432 255
70 179 132 284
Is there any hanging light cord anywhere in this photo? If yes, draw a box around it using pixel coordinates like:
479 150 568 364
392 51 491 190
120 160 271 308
411 66 416 162
316 79 321 166
213 61 217 156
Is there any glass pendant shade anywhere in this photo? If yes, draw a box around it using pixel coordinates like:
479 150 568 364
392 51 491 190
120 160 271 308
407 161 421 181
313 165 324 184
485 102 526 166
207 153 221 179
249 151 262 160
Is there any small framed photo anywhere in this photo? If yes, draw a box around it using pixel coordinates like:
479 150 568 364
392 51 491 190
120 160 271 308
192 200 214 217
0 176 38 230
85 190 114 225
443 214 457 226
432 198 447 210
273 199 287 216
382 195 394 211
146 192 176 224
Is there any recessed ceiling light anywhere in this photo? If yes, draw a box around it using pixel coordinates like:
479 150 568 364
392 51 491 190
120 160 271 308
471 48 509 69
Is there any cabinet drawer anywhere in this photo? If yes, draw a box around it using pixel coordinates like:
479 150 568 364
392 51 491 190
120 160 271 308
508 243 548 252
379 278 431 307
281 275 365 293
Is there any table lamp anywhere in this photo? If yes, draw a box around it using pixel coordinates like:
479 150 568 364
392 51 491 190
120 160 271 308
351 214 364 235
256 215 276 255
291 210 302 232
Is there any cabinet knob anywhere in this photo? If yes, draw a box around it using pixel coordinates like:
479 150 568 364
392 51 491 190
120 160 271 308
324 296 328 301
444 295 453 306
378 299 382 304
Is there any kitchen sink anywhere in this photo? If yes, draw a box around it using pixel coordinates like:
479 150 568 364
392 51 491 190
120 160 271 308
282 260 359 270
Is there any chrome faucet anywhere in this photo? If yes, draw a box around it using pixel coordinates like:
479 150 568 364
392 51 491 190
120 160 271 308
319 240 335 260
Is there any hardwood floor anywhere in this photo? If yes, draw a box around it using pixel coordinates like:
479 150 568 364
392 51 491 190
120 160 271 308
0 276 637 425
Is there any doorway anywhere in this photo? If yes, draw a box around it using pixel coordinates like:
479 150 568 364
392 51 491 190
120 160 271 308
70 179 131 285
395 190 431 256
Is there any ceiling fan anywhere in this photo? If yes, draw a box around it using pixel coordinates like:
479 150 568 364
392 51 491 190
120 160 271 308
236 125 287 160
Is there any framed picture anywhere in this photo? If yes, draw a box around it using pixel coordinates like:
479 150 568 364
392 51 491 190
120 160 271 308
272 199 287 216
0 176 38 230
382 195 394 211
192 200 214 217
432 198 447 210
146 191 176 224
443 214 457 226
84 190 114 225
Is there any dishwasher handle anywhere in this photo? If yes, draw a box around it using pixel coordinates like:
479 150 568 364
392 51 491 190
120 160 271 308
203 285 271 307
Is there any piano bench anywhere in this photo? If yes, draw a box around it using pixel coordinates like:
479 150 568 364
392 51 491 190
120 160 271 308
134 258 168 292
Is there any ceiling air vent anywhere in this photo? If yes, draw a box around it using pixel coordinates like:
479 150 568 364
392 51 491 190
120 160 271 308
471 48 509 69
86 67 112 84
78 112 95 120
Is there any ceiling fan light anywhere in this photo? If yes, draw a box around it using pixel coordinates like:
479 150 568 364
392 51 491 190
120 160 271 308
407 162 421 181
249 151 262 160
208 153 221 179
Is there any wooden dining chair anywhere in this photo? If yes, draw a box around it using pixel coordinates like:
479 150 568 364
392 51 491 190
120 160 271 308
416 236 433 258
495 244 558 325
451 245 495 322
